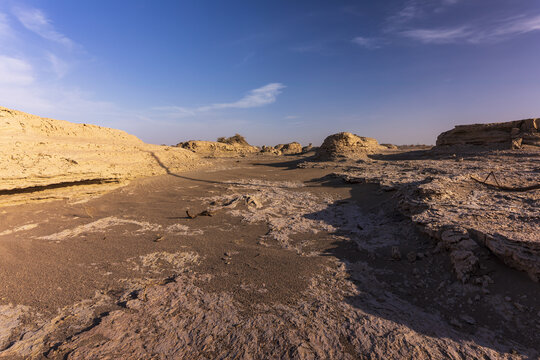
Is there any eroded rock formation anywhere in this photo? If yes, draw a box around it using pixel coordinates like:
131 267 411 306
274 142 303 155
316 132 384 160
177 140 259 157
436 118 540 149
259 142 304 156
0 107 201 194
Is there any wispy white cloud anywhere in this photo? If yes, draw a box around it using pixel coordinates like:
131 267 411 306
284 115 299 120
0 12 14 40
0 55 34 85
386 0 461 31
351 36 380 49
401 26 471 43
155 83 286 119
201 83 285 110
402 14 540 44
13 7 77 49
46 52 70 78
0 8 121 126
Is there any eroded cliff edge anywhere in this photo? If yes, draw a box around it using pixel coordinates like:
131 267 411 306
0 107 202 204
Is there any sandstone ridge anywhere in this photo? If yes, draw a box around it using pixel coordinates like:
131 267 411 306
177 140 259 157
0 107 201 194
436 118 540 149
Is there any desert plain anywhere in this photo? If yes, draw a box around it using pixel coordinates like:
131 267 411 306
0 107 539 359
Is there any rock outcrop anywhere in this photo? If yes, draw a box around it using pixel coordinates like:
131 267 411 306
330 146 540 282
0 107 201 194
177 140 259 158
316 132 383 160
259 142 304 156
436 118 540 149
274 142 303 155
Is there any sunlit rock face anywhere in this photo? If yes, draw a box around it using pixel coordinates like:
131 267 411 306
0 106 201 193
436 118 540 149
316 132 383 160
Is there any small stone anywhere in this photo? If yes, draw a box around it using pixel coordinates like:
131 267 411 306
513 302 525 312
460 315 476 325
504 296 511 302
407 251 417 262
391 247 401 260
449 318 462 328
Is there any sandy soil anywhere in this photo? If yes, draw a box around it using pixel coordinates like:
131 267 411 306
0 154 538 359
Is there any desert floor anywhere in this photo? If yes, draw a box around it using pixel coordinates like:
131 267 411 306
0 154 538 359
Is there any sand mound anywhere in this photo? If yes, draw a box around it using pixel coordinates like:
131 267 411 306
0 107 201 194
436 118 540 149
316 132 383 160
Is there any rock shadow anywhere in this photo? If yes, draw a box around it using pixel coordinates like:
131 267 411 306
303 177 539 357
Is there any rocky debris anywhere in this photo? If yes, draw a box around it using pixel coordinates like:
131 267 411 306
449 250 479 282
323 146 540 282
177 137 259 158
1 168 539 359
260 145 282 155
381 143 398 150
0 107 201 198
436 118 540 148
316 132 384 160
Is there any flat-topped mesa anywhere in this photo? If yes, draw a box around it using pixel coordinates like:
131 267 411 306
316 132 384 160
0 106 201 194
177 134 259 157
436 118 540 149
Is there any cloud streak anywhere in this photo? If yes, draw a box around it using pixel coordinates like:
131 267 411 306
156 83 286 118
0 55 34 85
13 7 77 49
351 36 380 49
0 12 13 40
402 14 540 44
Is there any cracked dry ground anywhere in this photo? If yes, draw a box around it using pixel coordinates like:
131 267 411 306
0 156 538 359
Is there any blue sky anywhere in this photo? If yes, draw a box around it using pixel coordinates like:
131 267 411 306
1 0 540 145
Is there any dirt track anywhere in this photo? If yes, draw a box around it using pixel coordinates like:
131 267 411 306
0 155 538 359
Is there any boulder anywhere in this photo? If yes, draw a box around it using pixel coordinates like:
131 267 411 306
316 132 383 160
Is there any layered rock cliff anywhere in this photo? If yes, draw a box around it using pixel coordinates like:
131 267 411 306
436 118 539 149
